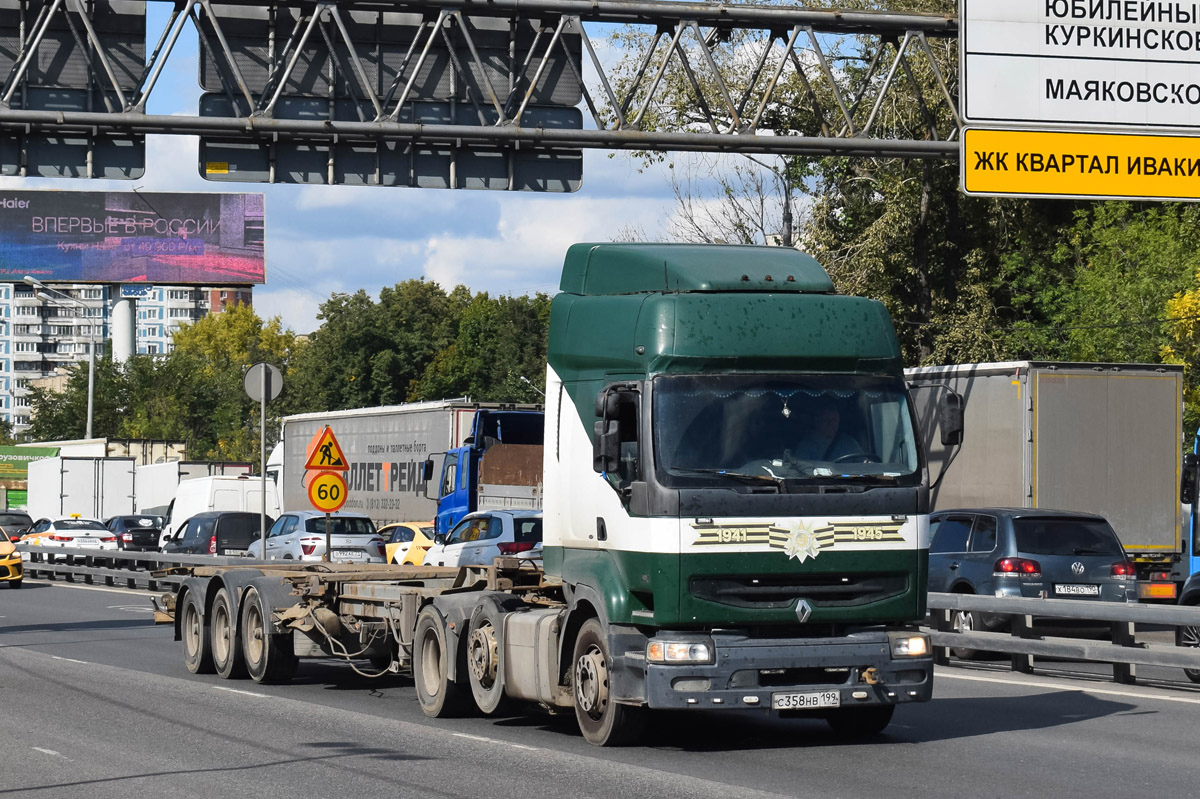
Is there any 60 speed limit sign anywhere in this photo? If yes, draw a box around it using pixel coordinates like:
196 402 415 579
308 471 348 513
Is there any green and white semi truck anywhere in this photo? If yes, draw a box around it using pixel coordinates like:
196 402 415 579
164 243 945 746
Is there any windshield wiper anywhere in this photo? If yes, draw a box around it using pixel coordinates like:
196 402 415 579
670 467 783 491
1071 547 1109 555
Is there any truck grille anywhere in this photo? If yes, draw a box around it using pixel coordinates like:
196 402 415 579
689 573 908 609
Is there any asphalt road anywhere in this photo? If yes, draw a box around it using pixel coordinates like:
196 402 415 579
3 579 1199 798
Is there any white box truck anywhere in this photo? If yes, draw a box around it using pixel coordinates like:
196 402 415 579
26 457 136 521
907 361 1185 599
160 475 280 546
135 461 252 516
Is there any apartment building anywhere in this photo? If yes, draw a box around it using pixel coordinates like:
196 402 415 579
0 283 252 431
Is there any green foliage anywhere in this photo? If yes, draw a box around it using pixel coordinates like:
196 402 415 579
410 293 551 402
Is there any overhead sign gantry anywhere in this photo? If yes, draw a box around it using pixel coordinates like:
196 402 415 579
961 0 1200 200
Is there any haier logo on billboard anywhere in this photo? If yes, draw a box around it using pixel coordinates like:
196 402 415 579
0 191 265 285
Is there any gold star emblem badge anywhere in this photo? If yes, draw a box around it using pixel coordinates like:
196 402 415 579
783 523 822 562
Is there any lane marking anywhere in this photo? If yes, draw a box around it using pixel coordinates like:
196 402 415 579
31 747 71 761
452 732 539 752
50 656 88 665
214 686 270 698
939 670 1200 705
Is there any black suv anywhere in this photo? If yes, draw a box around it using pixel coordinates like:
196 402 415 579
162 511 273 556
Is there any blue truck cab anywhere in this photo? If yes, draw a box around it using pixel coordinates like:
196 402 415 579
431 408 544 537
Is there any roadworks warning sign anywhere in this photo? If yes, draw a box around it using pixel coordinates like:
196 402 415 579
962 127 1200 200
304 426 349 471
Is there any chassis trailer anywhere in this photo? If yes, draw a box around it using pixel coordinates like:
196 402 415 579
165 244 944 745
163 558 933 742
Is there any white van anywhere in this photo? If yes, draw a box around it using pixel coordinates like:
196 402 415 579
160 476 281 548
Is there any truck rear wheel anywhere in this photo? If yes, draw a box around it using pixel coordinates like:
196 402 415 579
466 599 514 715
211 588 246 679
413 606 472 717
572 618 644 746
182 592 214 674
240 586 297 684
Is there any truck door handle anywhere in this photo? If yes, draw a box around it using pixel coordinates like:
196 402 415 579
596 518 607 542
949 562 959 570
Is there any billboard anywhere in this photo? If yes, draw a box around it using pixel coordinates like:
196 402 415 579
0 191 264 284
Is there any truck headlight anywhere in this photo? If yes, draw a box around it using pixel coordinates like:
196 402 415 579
646 640 714 664
889 633 930 658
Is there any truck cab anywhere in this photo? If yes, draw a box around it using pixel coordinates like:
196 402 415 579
538 243 941 742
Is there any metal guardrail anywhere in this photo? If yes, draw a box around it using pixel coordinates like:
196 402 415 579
927 592 1200 685
16 545 262 591
14 549 1200 686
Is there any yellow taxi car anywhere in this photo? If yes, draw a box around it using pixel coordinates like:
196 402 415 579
0 535 22 589
378 521 436 565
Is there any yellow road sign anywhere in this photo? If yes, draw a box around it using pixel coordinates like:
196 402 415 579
307 471 348 513
962 128 1200 201
304 425 349 471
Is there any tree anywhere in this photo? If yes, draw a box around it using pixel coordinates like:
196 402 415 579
289 281 471 411
410 293 552 402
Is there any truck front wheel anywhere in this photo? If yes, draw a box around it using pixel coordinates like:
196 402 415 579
571 618 644 746
413 606 472 717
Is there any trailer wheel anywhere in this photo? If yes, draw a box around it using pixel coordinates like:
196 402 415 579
182 592 215 675
825 705 895 738
572 618 644 746
240 586 297 684
211 588 246 679
413 606 471 718
466 599 514 715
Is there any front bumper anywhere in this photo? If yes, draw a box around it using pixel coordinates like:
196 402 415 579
0 552 23 581
627 628 933 711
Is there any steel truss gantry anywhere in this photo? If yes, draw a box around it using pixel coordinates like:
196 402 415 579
0 0 962 161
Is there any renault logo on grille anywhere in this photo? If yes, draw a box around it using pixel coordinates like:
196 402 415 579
795 599 812 623
1071 561 1085 576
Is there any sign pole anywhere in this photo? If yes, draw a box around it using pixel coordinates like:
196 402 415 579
260 366 268 557
324 512 331 563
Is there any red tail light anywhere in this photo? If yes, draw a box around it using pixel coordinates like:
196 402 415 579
301 538 319 556
1111 561 1136 578
99 535 116 542
49 534 71 542
994 557 1041 577
208 535 216 554
497 541 536 555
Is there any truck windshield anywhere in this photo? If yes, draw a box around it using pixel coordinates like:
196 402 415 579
653 374 920 486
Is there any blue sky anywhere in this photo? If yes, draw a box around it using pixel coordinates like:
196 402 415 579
0 8 699 334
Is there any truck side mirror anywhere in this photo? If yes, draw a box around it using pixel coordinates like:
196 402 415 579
1182 453 1199 505
422 459 435 481
593 420 621 473
938 392 964 447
